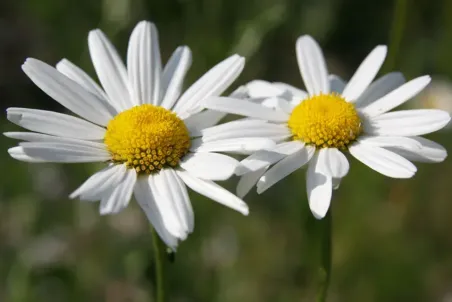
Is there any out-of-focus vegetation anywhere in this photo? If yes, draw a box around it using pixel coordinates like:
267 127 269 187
1 0 452 301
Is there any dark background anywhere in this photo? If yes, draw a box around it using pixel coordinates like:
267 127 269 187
1 0 452 301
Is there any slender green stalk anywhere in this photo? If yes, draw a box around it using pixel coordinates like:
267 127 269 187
382 0 408 73
151 228 165 302
316 210 332 302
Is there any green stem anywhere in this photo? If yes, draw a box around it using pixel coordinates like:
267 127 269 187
151 228 165 302
382 0 408 73
317 210 332 302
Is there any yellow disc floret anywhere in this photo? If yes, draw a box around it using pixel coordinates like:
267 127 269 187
288 93 362 150
104 104 190 174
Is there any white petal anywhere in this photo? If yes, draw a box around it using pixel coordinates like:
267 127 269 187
6 108 106 140
276 98 294 115
99 169 137 214
70 164 127 201
185 110 227 136
357 135 423 150
190 137 275 154
246 80 285 98
204 96 289 122
88 29 132 111
317 148 349 178
306 153 332 219
180 152 238 181
200 119 291 143
161 46 192 109
360 76 431 117
8 146 47 163
272 82 308 98
257 145 315 194
134 177 179 249
329 75 346 94
296 35 329 95
150 171 189 239
14 142 110 163
364 109 451 136
236 167 267 198
349 142 416 178
177 170 249 215
355 72 405 107
161 169 194 233
184 86 245 134
342 46 387 101
236 141 306 175
173 55 245 117
56 58 109 104
386 137 447 163
127 21 161 106
5 132 108 150
22 59 115 125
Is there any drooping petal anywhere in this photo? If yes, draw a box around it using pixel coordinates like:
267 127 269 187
99 168 137 214
70 164 127 201
296 35 329 95
160 169 194 233
127 21 161 105
316 148 349 178
134 177 179 249
306 153 332 219
150 171 190 239
342 45 387 101
177 170 249 215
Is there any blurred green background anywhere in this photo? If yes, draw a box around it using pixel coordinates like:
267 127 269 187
1 0 452 301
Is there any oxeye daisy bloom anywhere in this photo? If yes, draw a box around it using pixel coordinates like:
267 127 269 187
204 35 450 219
5 21 276 249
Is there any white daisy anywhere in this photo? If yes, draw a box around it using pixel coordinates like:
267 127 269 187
204 35 450 219
5 21 276 249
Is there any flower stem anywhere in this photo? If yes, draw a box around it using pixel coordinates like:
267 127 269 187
317 210 332 302
383 0 408 73
151 228 165 302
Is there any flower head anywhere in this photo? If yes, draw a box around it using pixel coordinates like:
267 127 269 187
204 35 450 219
5 21 276 249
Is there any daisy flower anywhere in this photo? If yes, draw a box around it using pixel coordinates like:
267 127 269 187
204 35 450 219
5 21 276 249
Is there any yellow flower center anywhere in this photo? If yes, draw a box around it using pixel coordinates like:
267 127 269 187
104 104 190 174
287 93 362 150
